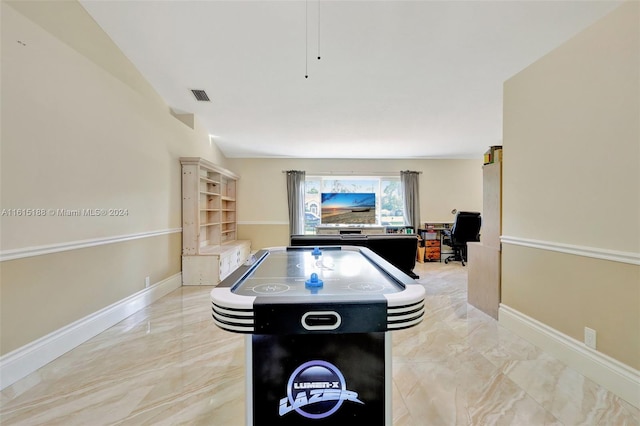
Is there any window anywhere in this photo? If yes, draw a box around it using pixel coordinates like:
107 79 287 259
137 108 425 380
304 176 404 234
380 179 404 226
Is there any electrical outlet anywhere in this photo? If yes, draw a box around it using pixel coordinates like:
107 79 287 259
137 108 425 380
584 327 597 349
145 276 150 288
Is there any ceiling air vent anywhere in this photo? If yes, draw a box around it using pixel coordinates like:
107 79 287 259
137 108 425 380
191 89 210 102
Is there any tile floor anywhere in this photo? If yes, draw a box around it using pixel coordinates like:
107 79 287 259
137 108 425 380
1 262 638 425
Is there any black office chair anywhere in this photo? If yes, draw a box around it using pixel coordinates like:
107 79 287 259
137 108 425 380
443 211 481 266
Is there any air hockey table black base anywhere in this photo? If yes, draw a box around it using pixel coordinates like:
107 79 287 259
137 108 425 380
211 246 425 426
247 332 389 425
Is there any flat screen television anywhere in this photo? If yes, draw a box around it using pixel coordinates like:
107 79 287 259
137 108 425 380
320 192 376 224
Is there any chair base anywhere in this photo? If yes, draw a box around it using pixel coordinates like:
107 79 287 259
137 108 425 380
444 255 466 266
444 246 468 266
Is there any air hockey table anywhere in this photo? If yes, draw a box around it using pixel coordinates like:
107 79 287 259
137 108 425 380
210 245 425 426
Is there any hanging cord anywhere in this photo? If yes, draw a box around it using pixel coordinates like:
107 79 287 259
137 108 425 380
305 0 309 78
317 0 321 60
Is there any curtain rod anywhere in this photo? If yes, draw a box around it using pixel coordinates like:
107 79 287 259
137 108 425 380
282 171 421 176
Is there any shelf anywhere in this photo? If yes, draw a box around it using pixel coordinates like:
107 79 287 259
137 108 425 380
181 157 245 285
200 176 220 185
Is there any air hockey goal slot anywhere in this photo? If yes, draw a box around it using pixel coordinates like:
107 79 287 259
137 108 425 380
301 311 342 330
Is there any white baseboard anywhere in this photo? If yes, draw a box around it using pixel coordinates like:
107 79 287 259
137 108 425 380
499 304 640 409
0 273 182 391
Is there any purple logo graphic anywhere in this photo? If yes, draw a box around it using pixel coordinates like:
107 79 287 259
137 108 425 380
278 360 363 419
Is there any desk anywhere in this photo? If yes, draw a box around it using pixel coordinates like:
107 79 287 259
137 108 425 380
418 223 453 262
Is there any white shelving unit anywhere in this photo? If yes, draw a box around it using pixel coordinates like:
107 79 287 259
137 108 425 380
180 157 250 285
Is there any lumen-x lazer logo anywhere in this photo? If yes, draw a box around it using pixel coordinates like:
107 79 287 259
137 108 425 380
279 360 364 419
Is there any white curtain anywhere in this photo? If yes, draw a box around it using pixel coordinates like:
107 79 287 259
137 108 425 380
286 170 306 235
401 170 421 230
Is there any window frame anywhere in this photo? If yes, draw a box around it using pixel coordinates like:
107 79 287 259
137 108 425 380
303 175 405 234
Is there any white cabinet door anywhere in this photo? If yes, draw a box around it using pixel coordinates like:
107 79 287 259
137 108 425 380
219 255 232 280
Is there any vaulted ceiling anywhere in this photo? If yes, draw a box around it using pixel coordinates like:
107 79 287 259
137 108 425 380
80 1 621 159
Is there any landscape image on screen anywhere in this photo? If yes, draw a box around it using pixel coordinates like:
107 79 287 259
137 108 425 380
321 192 376 224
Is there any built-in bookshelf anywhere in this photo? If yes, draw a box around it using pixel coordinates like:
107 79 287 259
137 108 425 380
180 157 250 285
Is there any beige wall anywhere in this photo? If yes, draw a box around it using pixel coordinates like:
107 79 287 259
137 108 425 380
502 2 639 369
0 2 225 355
1 233 182 353
228 158 483 250
502 245 639 368
238 224 291 252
